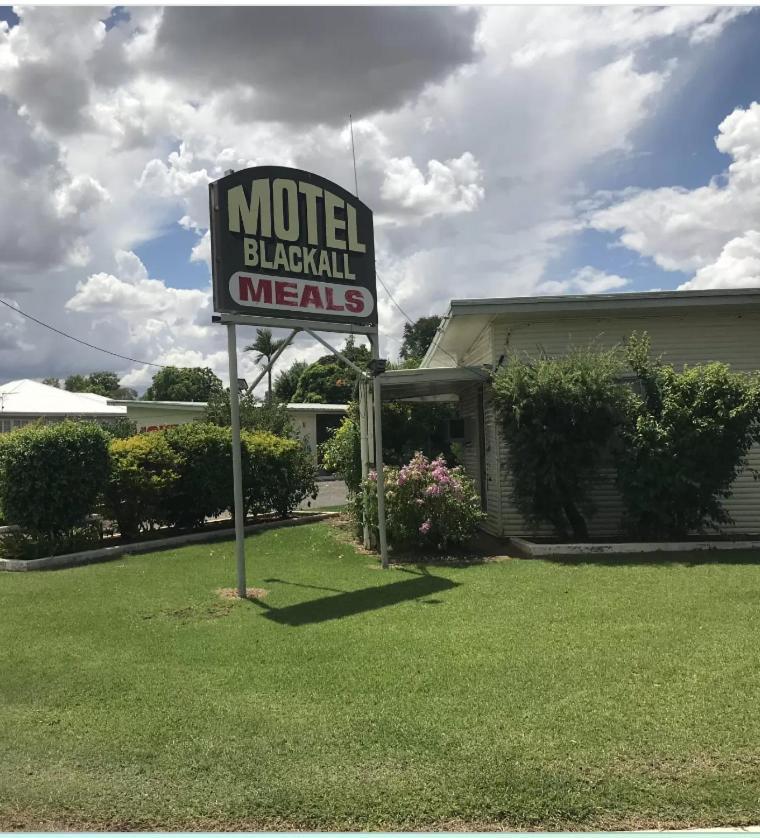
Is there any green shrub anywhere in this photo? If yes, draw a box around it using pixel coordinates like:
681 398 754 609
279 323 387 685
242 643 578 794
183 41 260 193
97 417 138 439
320 400 456 496
106 433 181 538
163 423 233 528
205 389 296 437
0 421 109 538
362 452 484 551
492 346 632 540
617 333 760 538
320 416 362 494
243 431 317 518
0 522 101 561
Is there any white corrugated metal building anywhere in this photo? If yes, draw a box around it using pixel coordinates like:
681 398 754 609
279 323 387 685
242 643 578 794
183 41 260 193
380 288 760 538
0 380 346 466
0 379 127 432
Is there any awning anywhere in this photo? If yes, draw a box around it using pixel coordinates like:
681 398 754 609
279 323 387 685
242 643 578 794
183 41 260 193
377 366 490 401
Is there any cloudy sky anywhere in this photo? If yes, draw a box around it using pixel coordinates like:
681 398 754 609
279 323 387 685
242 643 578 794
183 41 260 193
1 5 759 393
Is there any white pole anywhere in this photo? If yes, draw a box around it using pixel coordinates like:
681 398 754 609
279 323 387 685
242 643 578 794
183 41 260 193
370 332 389 568
227 323 247 597
358 378 370 549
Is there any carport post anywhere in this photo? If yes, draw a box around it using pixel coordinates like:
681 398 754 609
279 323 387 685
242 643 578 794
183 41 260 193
226 323 247 598
370 333 389 569
358 379 370 549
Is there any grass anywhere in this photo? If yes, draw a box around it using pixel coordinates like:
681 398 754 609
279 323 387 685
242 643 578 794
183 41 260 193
2 521 760 830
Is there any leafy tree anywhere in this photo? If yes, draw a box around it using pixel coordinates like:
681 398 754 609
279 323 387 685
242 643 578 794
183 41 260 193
64 374 89 393
144 366 223 402
292 363 357 404
400 315 442 365
42 377 60 388
492 345 631 541
617 333 760 538
274 361 309 403
84 371 121 397
292 337 371 404
245 328 286 402
62 371 129 398
205 388 295 437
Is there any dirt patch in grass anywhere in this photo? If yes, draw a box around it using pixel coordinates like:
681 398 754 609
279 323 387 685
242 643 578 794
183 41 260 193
217 586 268 600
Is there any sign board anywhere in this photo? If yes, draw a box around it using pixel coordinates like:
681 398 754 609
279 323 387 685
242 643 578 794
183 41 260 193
209 166 376 327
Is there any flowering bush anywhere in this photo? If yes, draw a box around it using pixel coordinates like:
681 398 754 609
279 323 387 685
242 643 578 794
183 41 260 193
362 452 484 550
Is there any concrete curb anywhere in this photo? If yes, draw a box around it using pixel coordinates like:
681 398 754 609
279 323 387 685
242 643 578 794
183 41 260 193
510 536 760 558
0 512 339 572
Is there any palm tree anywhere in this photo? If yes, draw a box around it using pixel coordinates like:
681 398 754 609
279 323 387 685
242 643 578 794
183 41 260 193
244 328 286 402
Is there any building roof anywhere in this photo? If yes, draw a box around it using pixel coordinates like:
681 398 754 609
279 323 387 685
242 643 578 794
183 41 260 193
108 399 207 412
285 403 347 413
422 287 760 368
0 380 127 416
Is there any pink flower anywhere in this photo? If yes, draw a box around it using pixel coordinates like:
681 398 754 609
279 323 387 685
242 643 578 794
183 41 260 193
419 519 432 535
368 469 377 481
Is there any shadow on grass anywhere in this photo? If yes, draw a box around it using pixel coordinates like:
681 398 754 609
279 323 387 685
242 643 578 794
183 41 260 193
262 577 346 594
251 568 459 626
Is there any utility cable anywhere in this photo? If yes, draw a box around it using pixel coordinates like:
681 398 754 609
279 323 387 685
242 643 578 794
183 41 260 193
0 296 167 369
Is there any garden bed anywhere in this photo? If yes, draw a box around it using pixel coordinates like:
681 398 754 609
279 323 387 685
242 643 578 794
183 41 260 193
0 511 337 572
510 535 760 558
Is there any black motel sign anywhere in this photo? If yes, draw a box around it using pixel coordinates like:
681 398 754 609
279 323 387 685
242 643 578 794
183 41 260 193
209 166 377 327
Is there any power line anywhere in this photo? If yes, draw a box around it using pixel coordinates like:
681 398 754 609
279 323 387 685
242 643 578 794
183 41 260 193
375 272 459 366
0 297 167 369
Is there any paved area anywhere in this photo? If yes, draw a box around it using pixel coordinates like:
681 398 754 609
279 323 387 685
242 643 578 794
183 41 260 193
299 477 347 510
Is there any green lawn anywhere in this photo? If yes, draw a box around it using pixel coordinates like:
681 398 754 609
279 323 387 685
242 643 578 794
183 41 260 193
2 521 760 831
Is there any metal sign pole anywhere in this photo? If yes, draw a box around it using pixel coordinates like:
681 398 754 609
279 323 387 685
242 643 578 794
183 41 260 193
370 331 389 568
226 323 247 597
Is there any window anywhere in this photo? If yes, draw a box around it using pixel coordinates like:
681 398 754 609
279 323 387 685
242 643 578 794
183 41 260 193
448 418 465 440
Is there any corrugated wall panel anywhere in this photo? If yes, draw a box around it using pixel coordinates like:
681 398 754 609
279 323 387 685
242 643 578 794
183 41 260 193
457 385 482 495
482 388 501 535
455 384 501 535
488 308 760 537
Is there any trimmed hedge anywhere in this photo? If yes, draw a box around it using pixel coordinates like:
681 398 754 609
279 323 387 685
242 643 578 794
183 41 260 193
0 421 317 551
106 432 180 538
0 421 109 537
104 423 316 536
163 423 233 529
242 431 317 518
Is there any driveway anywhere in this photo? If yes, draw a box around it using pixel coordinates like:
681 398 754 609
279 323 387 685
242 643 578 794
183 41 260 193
299 477 347 510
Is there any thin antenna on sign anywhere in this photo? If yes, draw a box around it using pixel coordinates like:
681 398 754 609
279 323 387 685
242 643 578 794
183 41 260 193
349 113 359 198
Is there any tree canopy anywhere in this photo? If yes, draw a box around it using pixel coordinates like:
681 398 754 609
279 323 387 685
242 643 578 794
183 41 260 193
274 360 309 403
144 367 223 402
291 337 371 403
399 315 442 364
62 371 136 399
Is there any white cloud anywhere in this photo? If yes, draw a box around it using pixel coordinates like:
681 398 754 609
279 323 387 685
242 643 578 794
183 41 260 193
0 6 748 386
509 7 747 67
590 102 760 273
679 231 760 290
538 266 631 296
380 151 484 219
